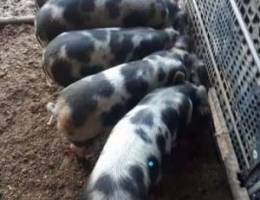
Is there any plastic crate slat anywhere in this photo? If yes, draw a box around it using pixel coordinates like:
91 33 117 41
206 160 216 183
189 0 251 169
229 0 260 71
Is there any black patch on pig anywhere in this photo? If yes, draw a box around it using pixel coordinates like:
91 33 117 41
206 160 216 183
123 11 149 27
156 134 166 155
80 65 104 77
101 103 126 126
63 1 84 27
135 128 152 143
91 73 115 97
120 177 137 198
124 96 143 112
129 165 147 198
109 32 134 63
36 8 67 43
161 107 178 133
158 68 166 82
93 174 117 196
105 0 122 19
121 61 150 97
132 34 168 59
130 109 154 127
158 127 163 134
120 166 147 199
66 33 94 62
64 73 114 126
51 60 77 86
161 9 167 18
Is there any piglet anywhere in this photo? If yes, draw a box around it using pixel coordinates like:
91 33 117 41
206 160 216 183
81 82 208 200
47 46 191 156
42 27 179 86
35 0 179 45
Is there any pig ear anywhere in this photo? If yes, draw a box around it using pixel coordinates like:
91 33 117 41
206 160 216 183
186 99 193 124
173 71 186 84
184 54 211 87
196 85 210 116
183 53 196 67
173 10 190 34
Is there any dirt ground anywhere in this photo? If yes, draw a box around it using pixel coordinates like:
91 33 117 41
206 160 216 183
0 0 35 17
0 1 233 200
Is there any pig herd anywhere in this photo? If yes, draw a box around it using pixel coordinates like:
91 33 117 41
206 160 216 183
34 0 210 199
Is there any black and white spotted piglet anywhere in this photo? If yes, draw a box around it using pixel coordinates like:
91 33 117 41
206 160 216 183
43 27 179 86
47 47 190 156
81 82 208 200
35 0 181 45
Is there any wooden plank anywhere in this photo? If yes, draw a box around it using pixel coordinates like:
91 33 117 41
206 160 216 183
208 88 250 200
0 16 34 25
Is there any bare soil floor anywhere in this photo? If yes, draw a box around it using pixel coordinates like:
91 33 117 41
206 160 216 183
0 0 35 17
0 1 233 200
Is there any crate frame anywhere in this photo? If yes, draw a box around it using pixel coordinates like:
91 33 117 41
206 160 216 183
185 0 260 198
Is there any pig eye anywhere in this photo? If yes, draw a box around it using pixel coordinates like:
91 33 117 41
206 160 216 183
147 156 159 168
148 160 155 167
147 155 160 185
